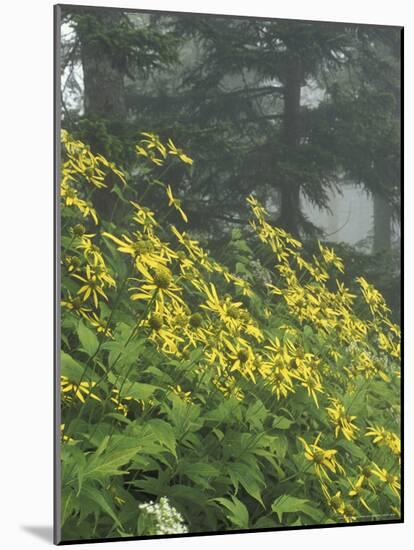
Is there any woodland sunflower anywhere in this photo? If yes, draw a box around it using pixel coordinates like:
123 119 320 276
298 433 345 481
130 265 184 307
61 376 100 403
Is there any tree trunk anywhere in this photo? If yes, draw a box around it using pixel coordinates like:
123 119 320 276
278 56 303 236
76 11 128 219
79 12 127 119
373 194 392 254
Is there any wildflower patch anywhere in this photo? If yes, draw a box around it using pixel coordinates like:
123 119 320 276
59 131 401 541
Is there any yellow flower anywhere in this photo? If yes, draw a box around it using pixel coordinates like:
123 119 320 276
102 231 169 275
110 388 132 416
141 304 184 355
61 376 100 403
92 263 116 288
365 425 388 444
169 385 192 402
165 185 188 222
130 201 158 228
213 374 244 401
130 265 184 307
63 255 81 273
356 276 390 316
326 398 359 441
321 485 345 515
170 226 213 273
85 311 113 338
335 280 356 306
321 486 357 523
307 263 329 284
283 284 321 322
61 181 84 206
76 235 105 266
377 331 400 359
347 475 372 512
295 368 324 408
371 463 400 498
73 268 109 308
136 132 167 166
366 426 400 457
223 336 257 383
176 250 196 275
298 433 344 480
261 341 295 399
329 348 342 362
80 201 99 225
246 194 268 221
318 241 344 273
244 318 264 342
60 424 76 444
262 363 294 400
284 339 314 370
61 293 92 319
167 138 193 165
196 282 247 332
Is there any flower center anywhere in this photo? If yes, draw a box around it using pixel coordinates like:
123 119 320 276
73 223 86 237
153 268 172 289
330 495 343 511
189 313 203 328
72 297 83 310
227 305 240 319
134 239 153 255
175 314 187 327
344 504 354 516
362 465 372 478
386 472 395 484
237 349 249 363
313 450 325 464
149 313 163 331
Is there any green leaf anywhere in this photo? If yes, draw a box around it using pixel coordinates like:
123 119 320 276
82 485 123 529
266 434 288 461
179 461 220 488
205 398 242 424
122 381 159 401
231 228 242 240
104 412 132 425
60 351 85 382
147 419 177 457
84 438 138 481
107 372 159 401
167 396 202 437
167 485 208 508
102 336 145 370
300 503 325 522
337 439 367 461
213 495 249 528
228 462 265 506
271 495 311 522
272 415 294 430
61 487 77 526
245 400 267 429
77 320 99 356
235 262 250 275
303 325 315 341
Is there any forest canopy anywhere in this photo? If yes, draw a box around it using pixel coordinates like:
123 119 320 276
60 6 401 318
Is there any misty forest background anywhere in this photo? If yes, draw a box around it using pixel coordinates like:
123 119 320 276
59 6 401 321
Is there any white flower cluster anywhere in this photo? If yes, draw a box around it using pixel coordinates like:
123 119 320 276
139 497 188 535
250 259 272 285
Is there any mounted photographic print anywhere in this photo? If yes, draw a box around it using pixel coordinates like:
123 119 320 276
54 3 403 544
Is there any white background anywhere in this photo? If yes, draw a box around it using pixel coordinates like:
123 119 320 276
0 0 410 548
